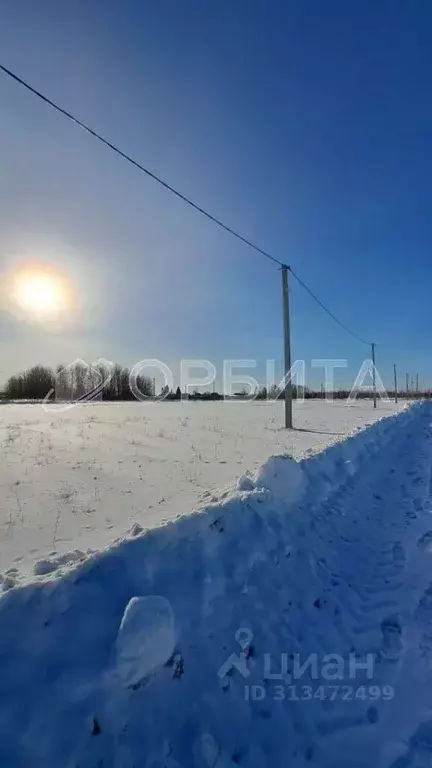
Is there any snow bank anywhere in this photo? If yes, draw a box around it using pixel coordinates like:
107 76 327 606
254 454 307 504
253 402 414 506
0 402 423 767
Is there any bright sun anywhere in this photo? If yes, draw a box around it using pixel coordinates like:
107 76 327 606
8 264 75 320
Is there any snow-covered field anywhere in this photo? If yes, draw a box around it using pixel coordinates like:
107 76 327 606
3 400 432 767
0 399 404 577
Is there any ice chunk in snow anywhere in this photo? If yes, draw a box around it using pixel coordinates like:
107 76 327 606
33 560 57 577
33 549 86 576
116 595 176 687
129 522 144 537
236 471 255 492
254 454 306 504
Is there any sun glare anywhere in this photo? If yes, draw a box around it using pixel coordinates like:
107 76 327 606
8 264 75 320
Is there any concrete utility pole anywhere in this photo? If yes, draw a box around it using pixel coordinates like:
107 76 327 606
281 265 293 428
371 343 377 409
394 363 398 404
406 373 409 394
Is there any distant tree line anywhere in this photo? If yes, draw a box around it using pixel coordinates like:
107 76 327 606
161 386 224 401
2 365 430 402
254 385 306 399
2 363 153 402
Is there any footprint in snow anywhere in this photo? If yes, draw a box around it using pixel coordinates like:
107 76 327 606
388 720 432 767
379 615 403 662
414 583 432 668
417 531 432 553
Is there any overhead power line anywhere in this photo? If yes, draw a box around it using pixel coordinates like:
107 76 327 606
288 266 372 347
0 64 282 267
0 62 372 348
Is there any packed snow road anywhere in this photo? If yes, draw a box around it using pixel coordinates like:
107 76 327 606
289 401 432 767
2 402 432 766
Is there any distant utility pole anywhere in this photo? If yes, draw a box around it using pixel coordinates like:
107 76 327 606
406 373 409 394
416 373 419 393
371 343 377 409
394 363 398 404
281 265 293 428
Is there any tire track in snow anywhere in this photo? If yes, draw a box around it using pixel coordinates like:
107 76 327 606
307 406 432 767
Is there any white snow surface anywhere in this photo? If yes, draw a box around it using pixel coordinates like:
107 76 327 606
0 399 405 577
2 400 432 766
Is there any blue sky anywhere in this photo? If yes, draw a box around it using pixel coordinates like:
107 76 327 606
0 0 431 390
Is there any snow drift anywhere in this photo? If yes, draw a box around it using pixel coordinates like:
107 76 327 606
1 401 431 767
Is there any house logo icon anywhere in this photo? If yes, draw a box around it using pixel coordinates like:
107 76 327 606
42 358 115 412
